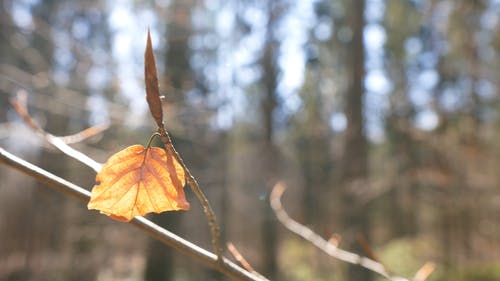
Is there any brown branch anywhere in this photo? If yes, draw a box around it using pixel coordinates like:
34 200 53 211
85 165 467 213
0 147 267 281
357 234 380 262
227 242 268 281
227 242 255 272
413 262 435 281
144 29 223 261
270 182 433 281
158 126 223 261
328 233 342 247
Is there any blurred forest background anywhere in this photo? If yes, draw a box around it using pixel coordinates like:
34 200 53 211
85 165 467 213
1 0 499 280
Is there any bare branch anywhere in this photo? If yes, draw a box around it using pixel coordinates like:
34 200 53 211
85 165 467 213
328 233 342 247
357 234 380 262
227 242 268 281
59 123 109 144
227 243 268 281
270 181 432 281
227 242 255 272
413 262 436 281
9 90 103 172
0 147 266 281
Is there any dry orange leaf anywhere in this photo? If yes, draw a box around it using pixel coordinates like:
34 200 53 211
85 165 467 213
88 145 190 222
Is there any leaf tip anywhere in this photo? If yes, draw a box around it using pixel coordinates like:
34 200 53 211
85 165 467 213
144 28 164 128
146 27 152 48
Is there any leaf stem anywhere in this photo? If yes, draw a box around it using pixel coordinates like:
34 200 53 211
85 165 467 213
145 132 161 149
157 126 223 262
142 132 161 165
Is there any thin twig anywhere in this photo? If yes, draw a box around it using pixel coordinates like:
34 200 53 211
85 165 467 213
227 242 268 281
328 233 342 247
158 126 223 262
59 123 109 144
227 242 255 272
270 181 433 281
10 91 103 172
11 90 108 144
357 234 380 262
0 147 266 281
413 262 436 281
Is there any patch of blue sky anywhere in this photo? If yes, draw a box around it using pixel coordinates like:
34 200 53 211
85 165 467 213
72 18 90 40
87 92 109 126
215 6 235 37
415 109 439 131
11 0 34 30
417 51 439 69
86 66 109 91
330 112 347 133
409 88 431 108
475 79 496 100
314 19 332 41
276 0 314 116
365 70 393 95
364 24 386 49
278 40 305 113
363 0 390 142
404 37 423 57
365 48 385 70
417 70 439 90
481 5 498 30
242 5 267 29
439 87 463 112
365 0 386 22
107 0 160 126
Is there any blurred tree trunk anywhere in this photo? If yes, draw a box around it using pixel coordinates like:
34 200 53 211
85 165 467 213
0 4 41 278
439 2 485 274
164 1 194 101
0 3 14 122
384 0 422 238
260 13 279 279
386 115 419 237
29 1 67 279
340 0 372 280
295 64 332 230
145 213 179 281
